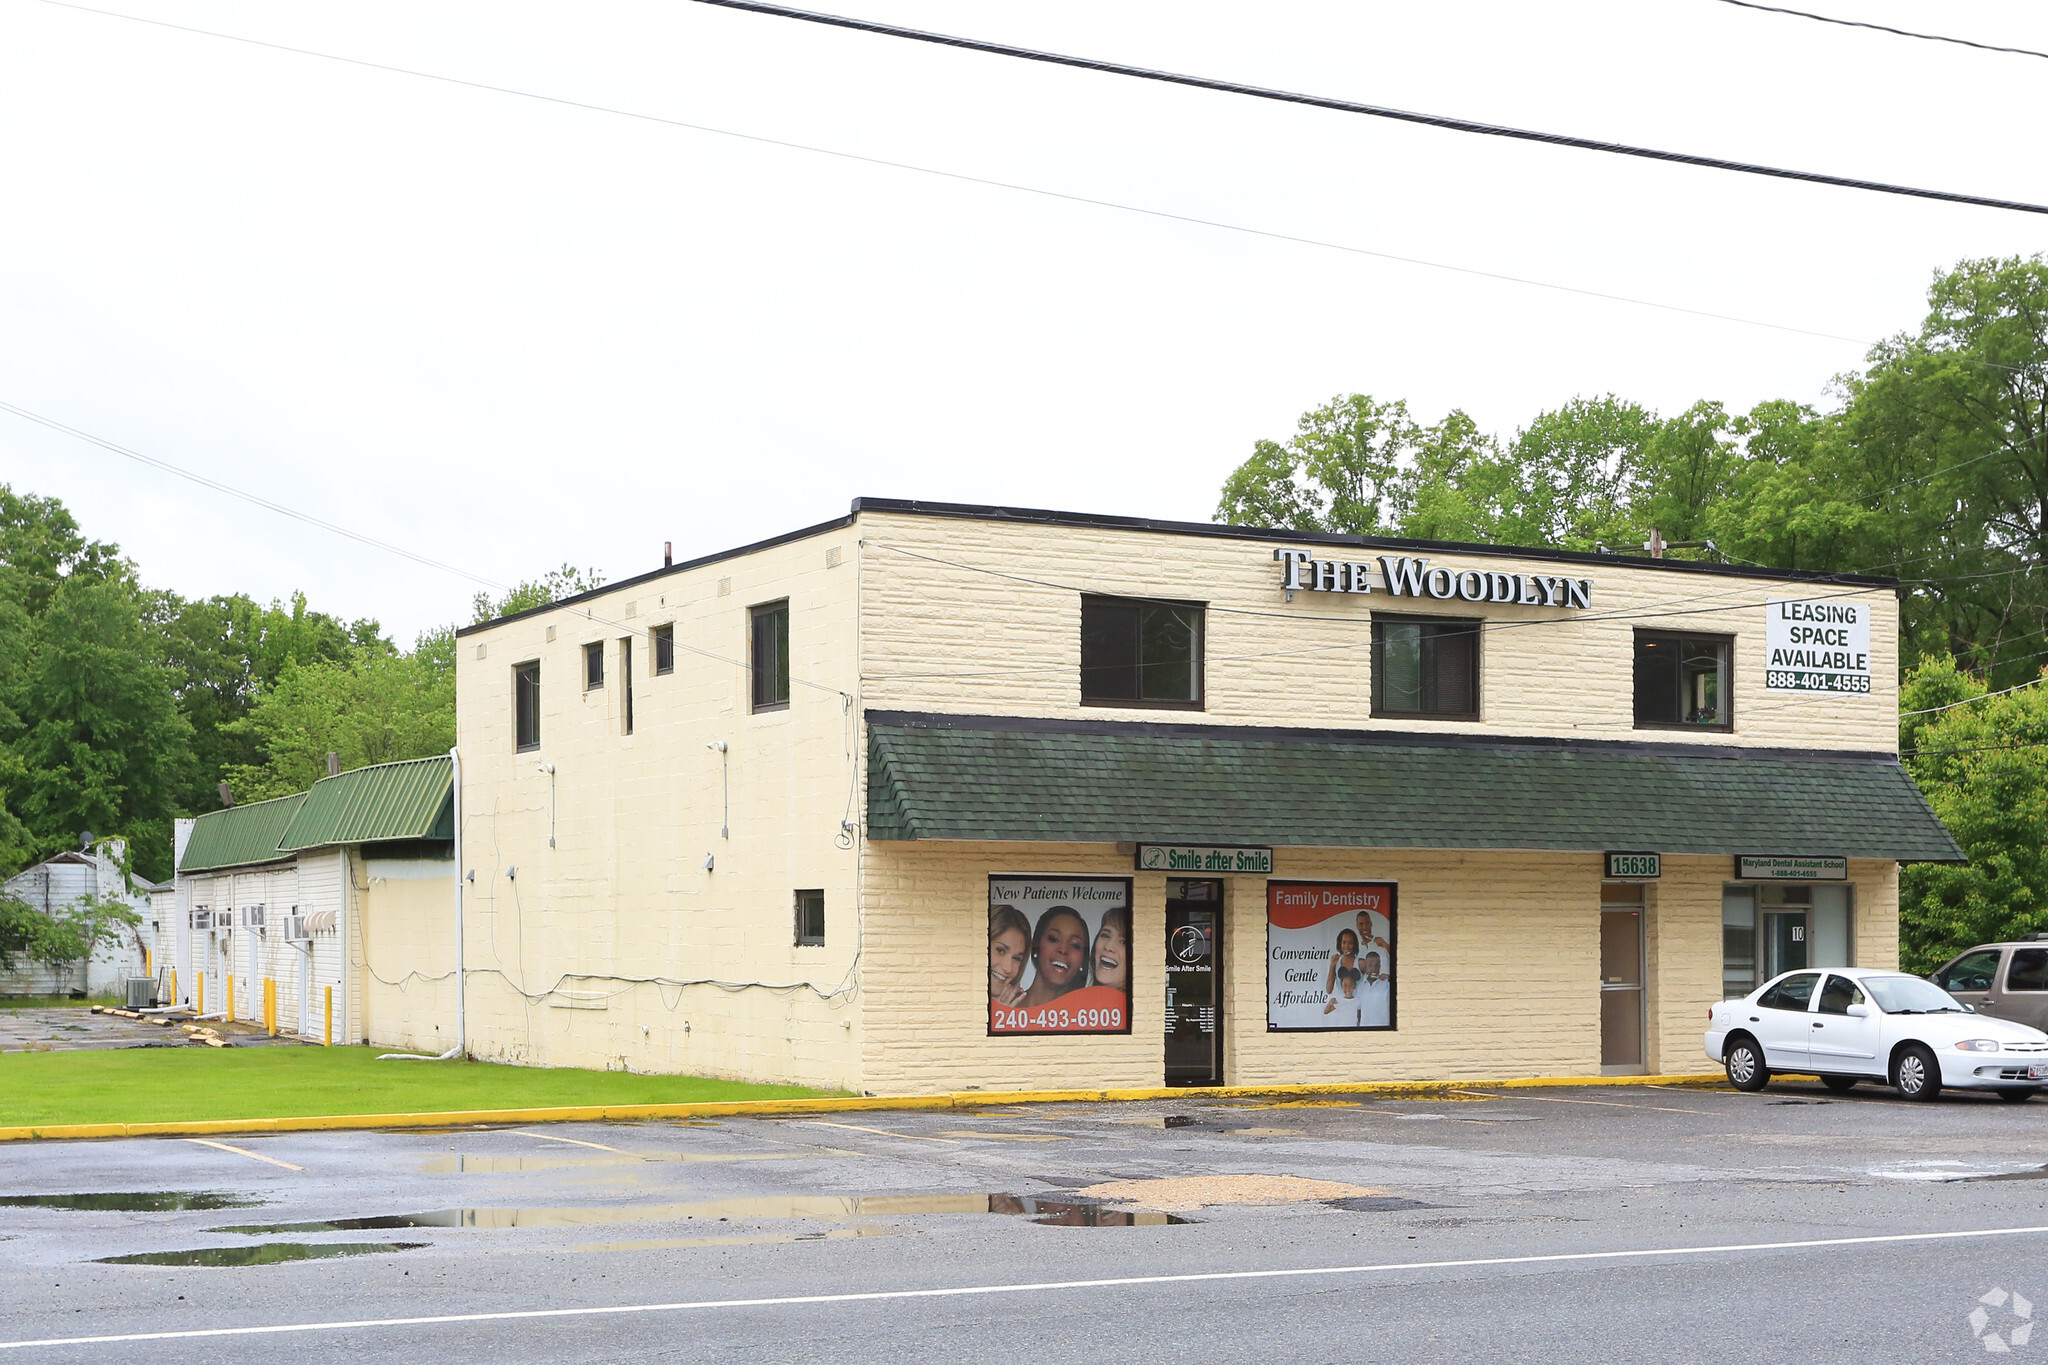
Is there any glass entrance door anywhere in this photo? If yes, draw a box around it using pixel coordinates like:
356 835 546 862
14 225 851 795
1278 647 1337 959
1164 879 1223 1086
1600 885 1645 1073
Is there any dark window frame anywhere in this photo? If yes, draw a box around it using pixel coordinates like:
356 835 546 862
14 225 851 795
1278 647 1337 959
652 623 675 676
1633 629 1734 732
513 661 541 752
1370 613 1482 721
750 600 791 713
583 640 604 691
620 636 634 736
1078 594 1206 711
794 889 825 946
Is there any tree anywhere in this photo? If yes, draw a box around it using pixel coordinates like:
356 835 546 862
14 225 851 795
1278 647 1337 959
1215 394 1429 535
223 642 456 801
1898 657 2048 972
472 565 604 625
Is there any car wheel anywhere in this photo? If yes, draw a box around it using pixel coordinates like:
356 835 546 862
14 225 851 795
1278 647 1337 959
1821 1076 1857 1093
1996 1088 2040 1104
1894 1045 1942 1102
1725 1036 1769 1092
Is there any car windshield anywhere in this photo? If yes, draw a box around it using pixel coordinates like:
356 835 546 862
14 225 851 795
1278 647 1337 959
1861 975 1967 1015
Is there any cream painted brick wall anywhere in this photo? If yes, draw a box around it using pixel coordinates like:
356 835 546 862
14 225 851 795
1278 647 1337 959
358 860 459 1053
452 528 864 1088
856 512 1898 750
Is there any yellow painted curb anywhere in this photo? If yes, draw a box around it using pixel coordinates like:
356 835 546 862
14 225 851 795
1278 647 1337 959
0 1072 1728 1143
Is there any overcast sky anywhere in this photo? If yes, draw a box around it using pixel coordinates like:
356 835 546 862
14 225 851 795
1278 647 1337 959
4 0 2045 643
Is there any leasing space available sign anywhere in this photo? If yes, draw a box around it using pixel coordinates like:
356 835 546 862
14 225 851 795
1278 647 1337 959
1765 599 1871 695
1734 855 1847 881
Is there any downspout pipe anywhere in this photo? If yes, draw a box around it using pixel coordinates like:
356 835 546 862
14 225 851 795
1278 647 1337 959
377 744 466 1063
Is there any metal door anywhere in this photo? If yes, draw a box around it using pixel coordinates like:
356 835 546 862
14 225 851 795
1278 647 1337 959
1763 912 1809 979
1748 971 1820 1067
1600 908 1644 1072
1809 973 1883 1074
1164 879 1223 1086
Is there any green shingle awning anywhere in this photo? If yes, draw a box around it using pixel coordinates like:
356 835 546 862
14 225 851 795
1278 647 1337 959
278 756 453 852
179 794 307 873
865 712 1964 861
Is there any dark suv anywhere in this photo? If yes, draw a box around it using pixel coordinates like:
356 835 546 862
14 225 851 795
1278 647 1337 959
1931 936 2048 1032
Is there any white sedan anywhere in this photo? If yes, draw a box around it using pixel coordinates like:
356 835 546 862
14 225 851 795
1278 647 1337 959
1705 966 2048 1101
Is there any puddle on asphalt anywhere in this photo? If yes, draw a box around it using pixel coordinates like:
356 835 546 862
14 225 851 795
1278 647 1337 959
1 1192 264 1212
1962 1164 2048 1183
570 1227 909 1253
97 1242 427 1267
218 1194 1190 1234
1110 1115 1199 1128
417 1152 802 1173
1324 1196 1443 1212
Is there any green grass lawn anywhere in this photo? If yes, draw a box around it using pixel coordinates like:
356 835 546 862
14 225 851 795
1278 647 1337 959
0 1044 845 1127
0 993 118 1010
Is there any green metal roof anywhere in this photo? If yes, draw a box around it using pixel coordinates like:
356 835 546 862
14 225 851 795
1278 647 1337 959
278 755 453 852
865 712 1964 861
179 793 308 873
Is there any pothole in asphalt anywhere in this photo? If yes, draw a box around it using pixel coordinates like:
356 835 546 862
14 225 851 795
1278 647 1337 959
213 1194 1191 1233
1 1192 265 1212
1323 1196 1442 1212
97 1242 426 1267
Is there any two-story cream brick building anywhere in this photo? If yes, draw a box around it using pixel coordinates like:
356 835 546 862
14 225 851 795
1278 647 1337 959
442 498 1959 1094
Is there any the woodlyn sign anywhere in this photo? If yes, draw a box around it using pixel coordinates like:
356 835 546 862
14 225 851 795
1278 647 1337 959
1274 548 1594 609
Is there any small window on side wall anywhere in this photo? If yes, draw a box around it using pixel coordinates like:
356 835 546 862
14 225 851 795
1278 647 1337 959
583 641 604 690
794 889 825 945
751 601 790 711
652 624 675 675
1635 631 1730 730
514 662 541 752
1372 616 1479 718
1079 595 1204 708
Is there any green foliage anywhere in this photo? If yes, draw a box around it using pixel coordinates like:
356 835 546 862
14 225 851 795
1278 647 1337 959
472 565 603 625
0 889 140 973
223 642 457 801
1898 658 2048 972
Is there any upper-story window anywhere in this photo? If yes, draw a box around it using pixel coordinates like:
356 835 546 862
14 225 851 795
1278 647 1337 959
1079 595 1204 709
1635 631 1731 730
652 624 675 675
1372 616 1479 719
751 600 790 712
514 661 541 751
583 641 603 691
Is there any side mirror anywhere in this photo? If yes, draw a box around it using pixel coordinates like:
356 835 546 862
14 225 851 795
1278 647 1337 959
1845 1004 1870 1018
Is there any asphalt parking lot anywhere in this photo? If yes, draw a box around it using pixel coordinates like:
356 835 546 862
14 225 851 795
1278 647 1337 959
3 1079 2046 1363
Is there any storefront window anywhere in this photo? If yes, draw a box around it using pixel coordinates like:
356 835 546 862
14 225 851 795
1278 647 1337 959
1371 617 1479 719
1080 596 1204 708
1635 632 1731 730
1723 883 1851 997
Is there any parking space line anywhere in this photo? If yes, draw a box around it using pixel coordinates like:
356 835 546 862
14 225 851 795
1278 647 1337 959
183 1138 303 1171
1450 1089 1715 1116
11 1222 2048 1350
798 1121 959 1143
509 1131 627 1153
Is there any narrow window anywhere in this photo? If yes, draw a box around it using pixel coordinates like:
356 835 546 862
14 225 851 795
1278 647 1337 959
1079 595 1204 707
652 624 675 675
1371 617 1479 718
1634 631 1731 729
620 636 634 736
750 601 790 712
794 889 825 946
584 641 604 690
514 661 541 752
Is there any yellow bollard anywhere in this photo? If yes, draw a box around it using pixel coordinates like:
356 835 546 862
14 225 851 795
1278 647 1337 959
324 986 333 1047
264 978 276 1037
226 973 235 1023
197 975 205 1015
145 948 152 978
171 968 178 1007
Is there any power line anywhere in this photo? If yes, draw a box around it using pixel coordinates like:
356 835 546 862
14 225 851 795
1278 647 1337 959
1710 0 2048 62
687 0 2048 217
30 1 1897 353
0 397 507 591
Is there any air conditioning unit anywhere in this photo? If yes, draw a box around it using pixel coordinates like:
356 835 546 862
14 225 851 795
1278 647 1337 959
189 908 212 931
242 905 265 929
284 914 312 943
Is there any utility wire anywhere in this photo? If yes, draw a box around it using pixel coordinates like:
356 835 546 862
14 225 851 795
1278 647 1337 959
1710 0 2048 62
30 1 1896 353
0 397 507 591
687 0 2048 216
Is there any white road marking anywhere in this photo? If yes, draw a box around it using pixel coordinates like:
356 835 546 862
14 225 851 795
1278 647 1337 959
13 1223 2048 1349
507 1130 627 1153
796 1121 959 1143
1453 1089 1714 1116
181 1139 302 1171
